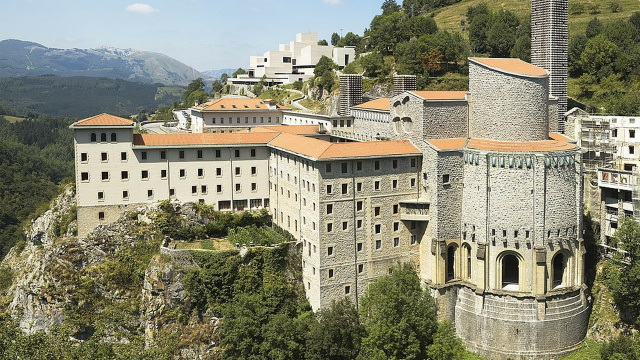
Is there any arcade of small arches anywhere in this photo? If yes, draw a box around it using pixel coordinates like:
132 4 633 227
90 132 118 143
444 243 573 293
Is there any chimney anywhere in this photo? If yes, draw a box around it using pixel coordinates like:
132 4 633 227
247 127 251 133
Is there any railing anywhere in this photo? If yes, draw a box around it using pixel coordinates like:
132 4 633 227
598 168 638 191
399 200 430 221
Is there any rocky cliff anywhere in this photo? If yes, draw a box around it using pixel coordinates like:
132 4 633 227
0 186 223 358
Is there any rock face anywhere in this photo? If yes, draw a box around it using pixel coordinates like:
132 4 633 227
1 194 225 358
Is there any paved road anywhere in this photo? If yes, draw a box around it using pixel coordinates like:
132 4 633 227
283 88 309 111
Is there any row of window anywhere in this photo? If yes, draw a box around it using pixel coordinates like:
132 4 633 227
94 183 258 201
324 158 418 174
90 132 117 143
303 234 418 259
211 116 279 124
462 224 577 241
325 178 417 195
82 166 259 182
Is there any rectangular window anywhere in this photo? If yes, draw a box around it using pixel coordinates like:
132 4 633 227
393 204 399 214
341 162 348 173
327 223 333 232
326 184 332 194
121 152 127 161
141 170 149 180
81 172 89 181
631 129 636 138
356 161 362 171
147 189 153 198
101 171 109 181
328 269 334 278
216 168 222 176
356 201 363 211
630 146 635 155
357 242 363 251
357 219 363 229
374 206 381 216
443 174 450 185
140 152 146 160
80 153 88 162
235 167 241 176
328 246 334 256
411 235 417 245
251 149 256 157
375 160 380 170
198 168 204 178
98 191 104 200
217 185 222 193
98 211 105 220
392 179 398 189
375 240 381 249
342 183 348 194
161 169 167 179
215 150 221 158
345 286 350 295
251 183 257 191
180 169 186 178
197 150 203 159
235 149 240 158
326 163 332 173
375 224 381 234
356 182 362 192
394 222 399 232
169 188 175 196
101 152 108 162
411 158 416 167
122 190 129 200
251 166 257 175
374 181 380 191
235 183 241 192
327 204 333 214
358 264 364 273
393 237 400 247
121 171 128 180
342 221 348 230
411 178 416 187
392 160 398 169
192 185 197 194
179 150 185 159
160 151 166 160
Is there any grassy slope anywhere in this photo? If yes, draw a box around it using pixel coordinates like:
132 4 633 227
433 0 640 37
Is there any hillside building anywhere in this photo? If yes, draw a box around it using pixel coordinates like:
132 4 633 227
72 56 587 360
229 33 355 86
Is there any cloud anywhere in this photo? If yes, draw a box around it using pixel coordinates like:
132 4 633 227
126 3 159 13
323 0 341 4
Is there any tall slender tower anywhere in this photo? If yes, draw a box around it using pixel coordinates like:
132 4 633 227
531 0 568 132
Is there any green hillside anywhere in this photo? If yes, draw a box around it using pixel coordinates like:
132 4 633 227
433 0 640 36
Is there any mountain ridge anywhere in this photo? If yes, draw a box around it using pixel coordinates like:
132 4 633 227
0 39 208 86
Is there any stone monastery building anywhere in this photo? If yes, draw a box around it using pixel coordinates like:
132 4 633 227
71 56 588 359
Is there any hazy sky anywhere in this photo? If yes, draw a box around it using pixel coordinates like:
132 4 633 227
1 0 381 71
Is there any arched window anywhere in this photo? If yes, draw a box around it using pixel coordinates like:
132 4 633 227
446 245 456 281
100 133 107 142
501 254 519 290
90 133 97 142
110 133 117 142
552 253 566 288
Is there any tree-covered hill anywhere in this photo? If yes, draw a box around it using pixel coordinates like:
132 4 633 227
0 76 183 118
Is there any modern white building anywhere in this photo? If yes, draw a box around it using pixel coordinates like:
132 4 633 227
230 33 356 86
187 97 290 133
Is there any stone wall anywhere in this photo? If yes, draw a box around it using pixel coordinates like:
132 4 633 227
77 204 132 238
469 61 549 142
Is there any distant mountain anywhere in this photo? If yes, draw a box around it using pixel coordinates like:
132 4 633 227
201 68 236 80
0 39 207 86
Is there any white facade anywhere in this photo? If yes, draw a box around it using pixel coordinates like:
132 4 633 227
231 33 355 86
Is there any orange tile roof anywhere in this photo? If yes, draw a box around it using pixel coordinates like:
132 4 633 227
73 113 134 127
318 140 420 159
249 125 324 135
269 133 420 159
411 91 468 100
429 134 577 152
353 98 390 111
132 132 279 147
428 138 468 150
470 58 548 77
193 97 290 111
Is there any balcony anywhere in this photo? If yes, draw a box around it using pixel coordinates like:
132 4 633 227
399 199 430 221
598 168 638 191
